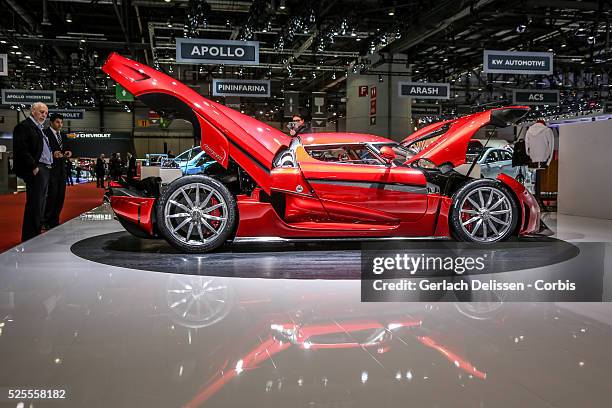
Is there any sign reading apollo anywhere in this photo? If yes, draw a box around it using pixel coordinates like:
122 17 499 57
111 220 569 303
176 38 259 65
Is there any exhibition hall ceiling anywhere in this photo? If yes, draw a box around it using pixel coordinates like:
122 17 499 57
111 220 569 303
0 0 610 116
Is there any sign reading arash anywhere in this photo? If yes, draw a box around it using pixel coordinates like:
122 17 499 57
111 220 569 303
212 79 270 98
398 82 450 100
176 38 260 65
483 50 553 75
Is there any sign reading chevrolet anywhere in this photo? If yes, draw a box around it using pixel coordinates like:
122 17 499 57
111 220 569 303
49 109 85 120
483 50 553 75
176 38 259 65
212 79 270 98
513 89 559 105
398 82 450 99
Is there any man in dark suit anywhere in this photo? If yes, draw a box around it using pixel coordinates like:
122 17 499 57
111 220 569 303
13 102 52 241
43 113 72 229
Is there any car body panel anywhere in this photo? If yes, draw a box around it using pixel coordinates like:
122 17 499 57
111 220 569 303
401 107 529 167
102 52 291 193
497 173 540 234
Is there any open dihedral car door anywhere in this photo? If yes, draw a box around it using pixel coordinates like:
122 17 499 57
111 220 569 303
401 107 530 168
101 53 291 193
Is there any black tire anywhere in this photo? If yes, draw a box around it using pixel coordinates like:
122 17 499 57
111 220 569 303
450 179 519 243
156 175 237 253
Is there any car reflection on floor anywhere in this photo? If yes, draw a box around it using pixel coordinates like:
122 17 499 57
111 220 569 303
166 275 487 408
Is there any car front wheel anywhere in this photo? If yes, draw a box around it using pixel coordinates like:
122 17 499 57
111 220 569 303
450 179 519 243
156 175 237 253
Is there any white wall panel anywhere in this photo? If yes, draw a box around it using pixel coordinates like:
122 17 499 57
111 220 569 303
558 120 612 219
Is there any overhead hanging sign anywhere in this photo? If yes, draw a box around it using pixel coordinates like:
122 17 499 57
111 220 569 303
412 104 442 116
176 38 260 65
483 50 553 75
311 92 327 128
212 79 270 98
0 54 7 76
398 82 450 99
284 91 299 118
1 89 56 105
115 83 134 101
49 109 85 120
513 89 559 105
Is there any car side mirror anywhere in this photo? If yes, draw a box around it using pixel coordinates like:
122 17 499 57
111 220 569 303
379 146 397 163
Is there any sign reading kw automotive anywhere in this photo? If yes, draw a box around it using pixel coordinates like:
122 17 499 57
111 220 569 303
212 79 270 98
49 109 85 120
0 54 7 76
1 89 56 105
483 50 553 75
176 38 259 65
513 89 559 105
398 82 450 99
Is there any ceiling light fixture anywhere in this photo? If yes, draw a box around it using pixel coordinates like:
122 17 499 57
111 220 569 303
388 8 395 16
66 13 72 23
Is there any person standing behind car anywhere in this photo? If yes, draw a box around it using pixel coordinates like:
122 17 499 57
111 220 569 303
95 154 106 188
65 158 74 186
12 102 52 241
108 153 119 181
43 113 72 229
287 113 312 138
126 152 137 181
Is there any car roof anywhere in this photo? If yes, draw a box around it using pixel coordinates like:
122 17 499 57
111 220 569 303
300 132 394 146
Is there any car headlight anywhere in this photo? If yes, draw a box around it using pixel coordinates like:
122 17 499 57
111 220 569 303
416 158 437 169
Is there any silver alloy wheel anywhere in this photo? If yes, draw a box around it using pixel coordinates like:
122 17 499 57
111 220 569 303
458 186 513 242
164 182 228 246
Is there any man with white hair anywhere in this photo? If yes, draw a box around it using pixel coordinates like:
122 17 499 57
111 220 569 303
13 102 52 241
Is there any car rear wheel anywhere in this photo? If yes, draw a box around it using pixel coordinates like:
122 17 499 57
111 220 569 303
156 175 237 253
450 179 518 243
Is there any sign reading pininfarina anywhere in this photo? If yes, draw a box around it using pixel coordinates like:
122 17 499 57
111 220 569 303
513 89 559 105
212 79 270 98
398 82 450 99
483 50 553 75
0 54 7 76
49 109 85 120
1 89 56 105
176 38 259 65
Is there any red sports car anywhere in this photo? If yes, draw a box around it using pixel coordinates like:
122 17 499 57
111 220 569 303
102 53 541 253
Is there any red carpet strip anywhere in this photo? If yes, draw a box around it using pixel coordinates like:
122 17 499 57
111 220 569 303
0 182 105 252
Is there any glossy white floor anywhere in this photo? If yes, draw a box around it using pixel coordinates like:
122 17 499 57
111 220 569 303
0 206 611 407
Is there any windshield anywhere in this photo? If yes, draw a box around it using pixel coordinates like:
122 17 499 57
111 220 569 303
175 146 203 161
